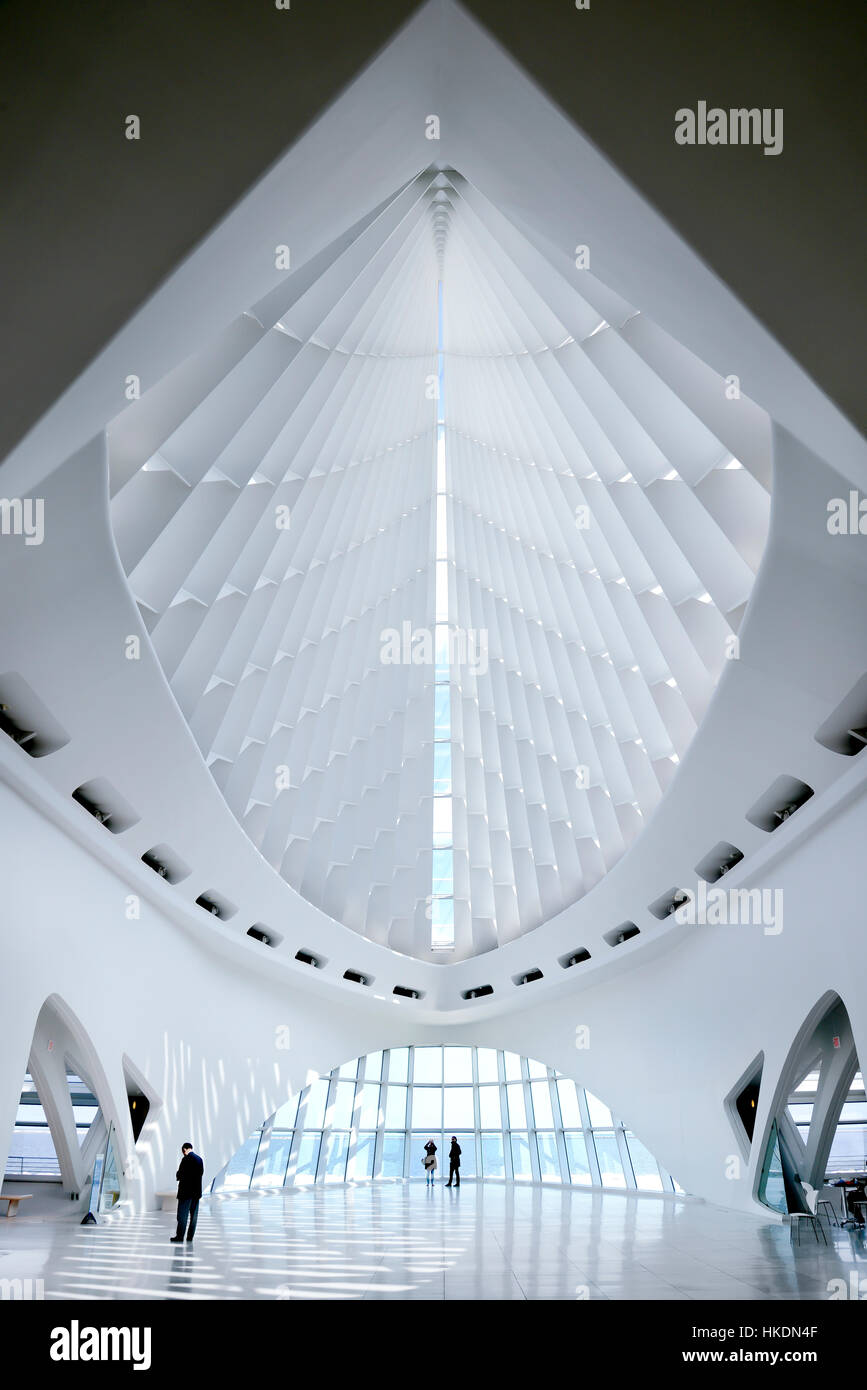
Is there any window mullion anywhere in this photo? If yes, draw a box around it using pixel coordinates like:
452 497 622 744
550 1071 571 1185
614 1121 635 1189
250 1114 274 1188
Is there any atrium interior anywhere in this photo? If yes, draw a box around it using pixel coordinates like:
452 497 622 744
1 0 865 1312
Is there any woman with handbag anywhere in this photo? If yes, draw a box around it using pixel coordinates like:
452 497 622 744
422 1139 438 1186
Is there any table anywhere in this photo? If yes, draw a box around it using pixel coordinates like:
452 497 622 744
0 1194 33 1217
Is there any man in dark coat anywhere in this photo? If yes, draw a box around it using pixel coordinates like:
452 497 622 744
446 1136 461 1187
170 1142 204 1243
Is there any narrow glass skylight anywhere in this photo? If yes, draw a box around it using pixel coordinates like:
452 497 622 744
431 279 454 951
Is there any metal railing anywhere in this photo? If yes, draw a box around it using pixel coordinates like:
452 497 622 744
4 1155 62 1177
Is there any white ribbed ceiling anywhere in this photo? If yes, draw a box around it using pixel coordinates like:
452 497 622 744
107 160 770 962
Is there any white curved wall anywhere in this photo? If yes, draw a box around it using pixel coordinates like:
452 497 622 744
2 0 866 1221
2 741 865 1217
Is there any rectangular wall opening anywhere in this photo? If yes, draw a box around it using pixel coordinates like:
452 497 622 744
141 844 191 885
558 947 591 969
648 887 692 920
248 925 280 947
512 968 544 986
694 841 744 884
604 922 640 947
745 775 814 832
295 949 325 969
0 673 69 757
195 891 237 921
343 969 372 986
71 779 140 834
814 673 867 756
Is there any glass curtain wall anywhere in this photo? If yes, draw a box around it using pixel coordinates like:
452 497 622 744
6 1071 99 1178
213 1047 680 1195
787 1068 867 1174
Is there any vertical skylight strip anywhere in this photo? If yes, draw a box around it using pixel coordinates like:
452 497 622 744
431 278 454 951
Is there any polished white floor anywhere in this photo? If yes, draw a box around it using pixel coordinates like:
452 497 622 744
2 1181 864 1301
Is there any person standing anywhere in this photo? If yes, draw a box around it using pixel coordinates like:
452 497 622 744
423 1139 438 1186
446 1136 461 1187
170 1142 204 1243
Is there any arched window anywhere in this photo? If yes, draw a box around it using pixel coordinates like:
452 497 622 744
213 1047 679 1194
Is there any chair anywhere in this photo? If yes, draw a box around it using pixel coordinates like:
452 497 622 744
817 1198 839 1226
817 1185 842 1227
839 1182 867 1228
791 1182 829 1245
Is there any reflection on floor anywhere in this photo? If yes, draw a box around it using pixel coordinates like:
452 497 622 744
2 1182 865 1301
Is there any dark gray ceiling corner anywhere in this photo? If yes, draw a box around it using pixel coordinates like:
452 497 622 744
0 0 864 465
0 0 425 462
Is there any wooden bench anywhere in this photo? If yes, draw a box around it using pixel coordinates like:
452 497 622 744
0 1194 33 1217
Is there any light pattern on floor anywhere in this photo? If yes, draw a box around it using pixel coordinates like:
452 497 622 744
2 1184 864 1301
